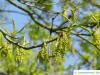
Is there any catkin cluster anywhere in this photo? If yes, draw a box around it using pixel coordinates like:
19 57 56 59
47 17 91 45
93 27 100 48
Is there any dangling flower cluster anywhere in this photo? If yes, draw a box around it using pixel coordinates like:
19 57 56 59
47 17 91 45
53 32 71 58
16 49 25 63
37 45 49 64
93 27 100 48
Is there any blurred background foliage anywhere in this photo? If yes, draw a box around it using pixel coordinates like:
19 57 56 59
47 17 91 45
0 0 100 75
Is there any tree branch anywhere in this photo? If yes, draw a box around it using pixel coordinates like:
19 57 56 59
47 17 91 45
7 0 51 30
0 29 57 50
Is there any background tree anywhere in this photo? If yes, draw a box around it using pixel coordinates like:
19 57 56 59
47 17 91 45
0 0 100 75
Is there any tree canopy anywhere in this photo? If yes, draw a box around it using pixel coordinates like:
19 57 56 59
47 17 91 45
0 0 100 75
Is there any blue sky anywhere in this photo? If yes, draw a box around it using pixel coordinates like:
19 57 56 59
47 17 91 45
5 2 29 32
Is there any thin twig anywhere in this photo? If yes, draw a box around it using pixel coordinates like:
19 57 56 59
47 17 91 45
76 35 100 51
0 9 27 15
76 49 91 65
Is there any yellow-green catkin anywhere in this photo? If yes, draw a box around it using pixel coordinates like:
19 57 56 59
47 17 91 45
93 27 100 48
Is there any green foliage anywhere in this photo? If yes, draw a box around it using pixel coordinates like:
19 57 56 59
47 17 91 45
28 24 48 43
0 0 100 75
